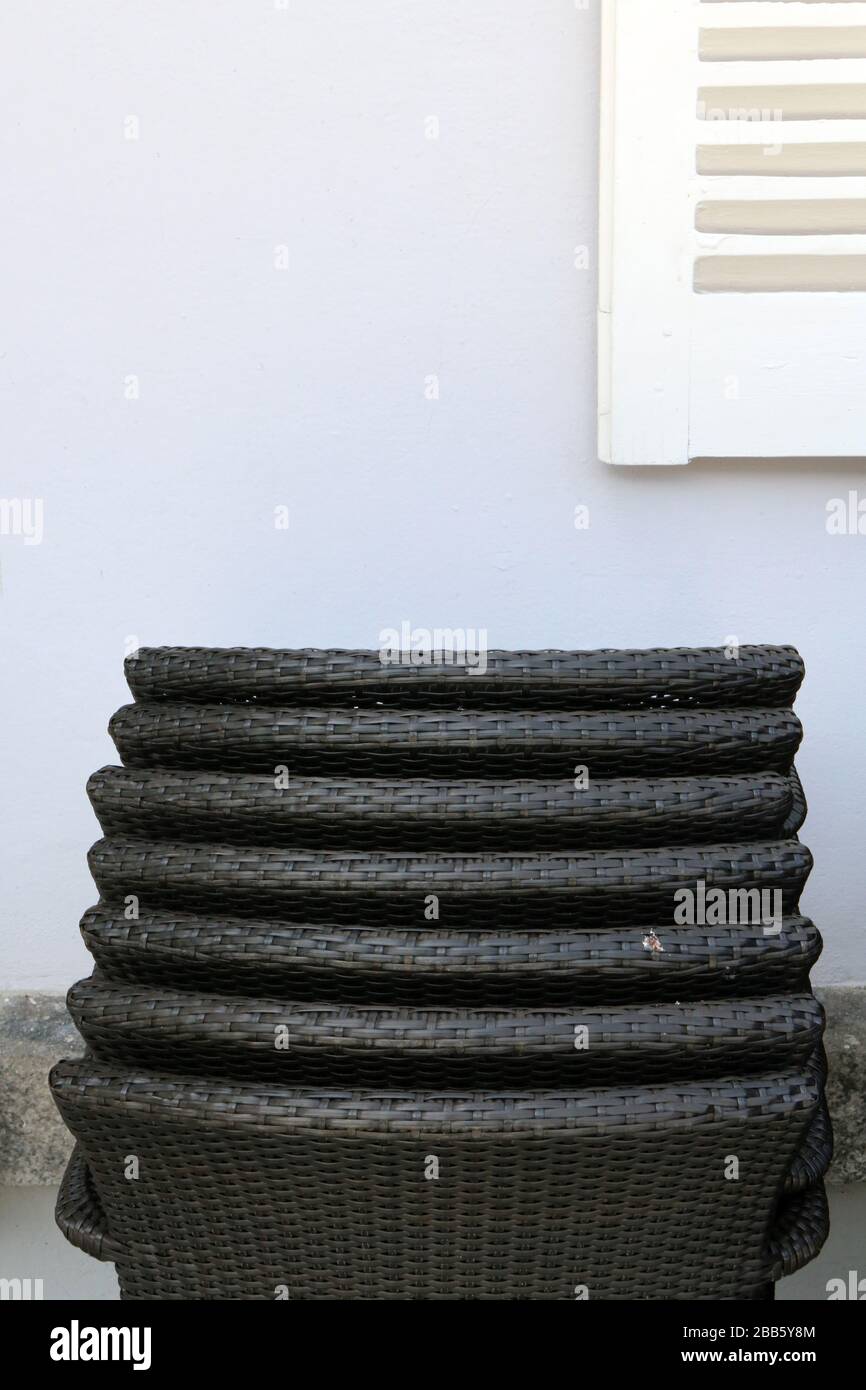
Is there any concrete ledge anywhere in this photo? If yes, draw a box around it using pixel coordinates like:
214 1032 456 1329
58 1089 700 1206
1 985 864 1185
817 986 866 1184
0 992 79 1184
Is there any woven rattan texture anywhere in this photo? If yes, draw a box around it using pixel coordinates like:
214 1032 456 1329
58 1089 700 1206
80 904 822 1004
124 646 805 709
51 1058 827 1300
87 767 797 851
785 1097 833 1194
109 703 804 776
67 976 825 1087
88 835 813 926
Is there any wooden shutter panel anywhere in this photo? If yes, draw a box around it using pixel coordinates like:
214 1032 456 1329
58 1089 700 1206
599 0 866 465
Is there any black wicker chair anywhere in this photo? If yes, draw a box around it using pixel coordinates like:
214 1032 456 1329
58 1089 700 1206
87 834 813 927
66 976 825 1087
80 904 822 1004
123 645 805 709
87 766 799 851
52 1057 829 1301
52 646 831 1299
108 701 804 776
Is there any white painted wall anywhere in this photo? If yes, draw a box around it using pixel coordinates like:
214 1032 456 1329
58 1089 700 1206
1 0 864 989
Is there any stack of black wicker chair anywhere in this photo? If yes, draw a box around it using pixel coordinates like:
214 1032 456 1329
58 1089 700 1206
51 645 831 1300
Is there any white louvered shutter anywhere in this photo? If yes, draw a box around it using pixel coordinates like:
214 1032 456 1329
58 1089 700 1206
599 0 866 465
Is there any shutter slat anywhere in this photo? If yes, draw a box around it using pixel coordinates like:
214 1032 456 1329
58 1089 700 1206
695 251 866 288
701 26 866 60
696 196 866 229
697 140 866 172
699 81 866 117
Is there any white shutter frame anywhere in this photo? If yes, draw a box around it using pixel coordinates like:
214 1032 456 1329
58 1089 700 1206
599 0 866 465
